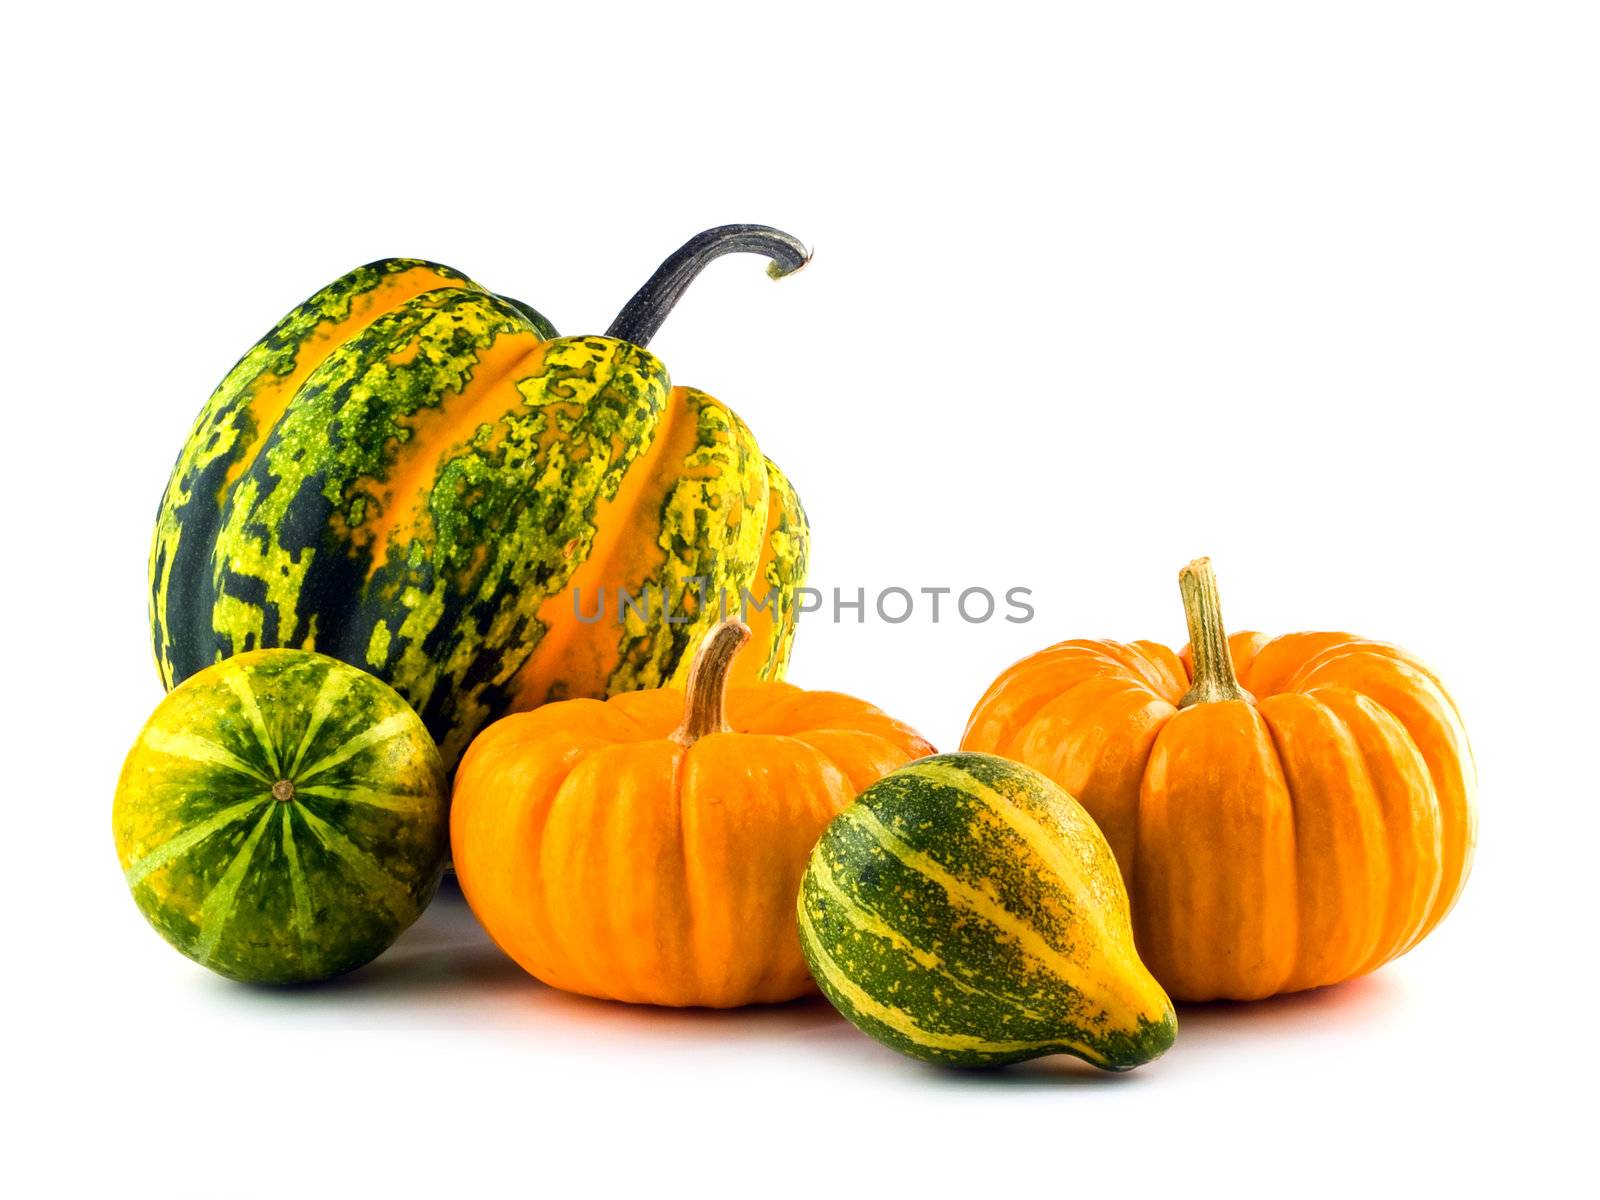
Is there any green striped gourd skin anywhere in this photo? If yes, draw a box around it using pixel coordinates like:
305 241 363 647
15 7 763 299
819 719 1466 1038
150 259 807 767
749 457 808 680
600 394 807 696
799 753 1177 1070
113 649 448 984
604 386 768 694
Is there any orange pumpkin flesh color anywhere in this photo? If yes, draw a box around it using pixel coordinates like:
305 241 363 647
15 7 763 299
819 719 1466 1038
451 620 935 1007
961 558 1476 1002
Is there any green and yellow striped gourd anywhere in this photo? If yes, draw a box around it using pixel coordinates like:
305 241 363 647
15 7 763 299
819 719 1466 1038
150 227 811 767
113 649 449 984
799 752 1177 1070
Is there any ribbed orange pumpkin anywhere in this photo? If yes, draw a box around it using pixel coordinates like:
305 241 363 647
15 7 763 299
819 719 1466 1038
961 559 1476 1002
452 621 935 1007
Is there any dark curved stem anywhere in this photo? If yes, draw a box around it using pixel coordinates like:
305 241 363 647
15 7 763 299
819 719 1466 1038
606 225 810 347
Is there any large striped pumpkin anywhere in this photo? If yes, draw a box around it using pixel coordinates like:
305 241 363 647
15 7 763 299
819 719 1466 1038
150 227 811 766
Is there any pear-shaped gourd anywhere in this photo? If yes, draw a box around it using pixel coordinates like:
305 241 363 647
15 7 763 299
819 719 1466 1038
798 752 1176 1070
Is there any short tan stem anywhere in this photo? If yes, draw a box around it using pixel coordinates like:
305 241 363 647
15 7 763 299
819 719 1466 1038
670 620 753 746
1177 557 1254 708
271 779 295 803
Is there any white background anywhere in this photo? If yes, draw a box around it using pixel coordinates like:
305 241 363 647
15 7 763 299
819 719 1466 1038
6 2 1596 1195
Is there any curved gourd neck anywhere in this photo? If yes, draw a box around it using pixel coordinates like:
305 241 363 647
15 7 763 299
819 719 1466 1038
606 225 810 348
1177 557 1254 708
671 620 753 746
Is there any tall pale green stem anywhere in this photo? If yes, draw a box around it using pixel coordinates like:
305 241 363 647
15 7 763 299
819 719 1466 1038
1177 557 1254 708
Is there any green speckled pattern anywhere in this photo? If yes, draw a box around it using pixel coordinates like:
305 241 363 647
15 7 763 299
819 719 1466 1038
149 260 477 686
749 457 807 680
150 259 808 767
798 752 1177 1070
113 649 448 984
608 388 769 693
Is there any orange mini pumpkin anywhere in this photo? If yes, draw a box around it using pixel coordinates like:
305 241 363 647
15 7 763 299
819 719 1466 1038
452 620 935 1007
962 559 1476 1002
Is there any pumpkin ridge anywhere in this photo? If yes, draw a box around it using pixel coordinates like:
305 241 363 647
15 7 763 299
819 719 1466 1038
606 389 770 697
1125 639 1190 698
1243 632 1365 696
1290 646 1474 937
405 338 673 761
217 262 481 501
365 334 671 752
199 289 522 672
508 362 693 706
1302 690 1392 986
1259 691 1391 991
1102 640 1188 699
1313 688 1434 974
737 722 908 750
961 649 1065 747
1010 674 1179 886
534 743 664 999
194 288 573 764
784 730 935 793
724 684 833 732
1001 668 1110 749
972 641 1172 753
1136 702 1299 999
1245 701 1305 994
451 724 601 988
742 457 806 680
349 324 550 569
1310 686 1446 964
149 261 479 687
590 695 672 740
667 747 710 1002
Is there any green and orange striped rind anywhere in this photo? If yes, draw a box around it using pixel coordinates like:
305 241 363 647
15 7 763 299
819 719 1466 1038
149 259 482 690
150 259 810 768
798 752 1177 1070
747 457 808 680
113 649 448 984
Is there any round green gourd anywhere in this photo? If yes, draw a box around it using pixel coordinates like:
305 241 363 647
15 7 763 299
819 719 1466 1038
798 752 1177 1070
113 649 448 984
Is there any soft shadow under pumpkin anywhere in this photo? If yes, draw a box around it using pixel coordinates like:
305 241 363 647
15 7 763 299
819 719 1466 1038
1174 971 1408 1043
